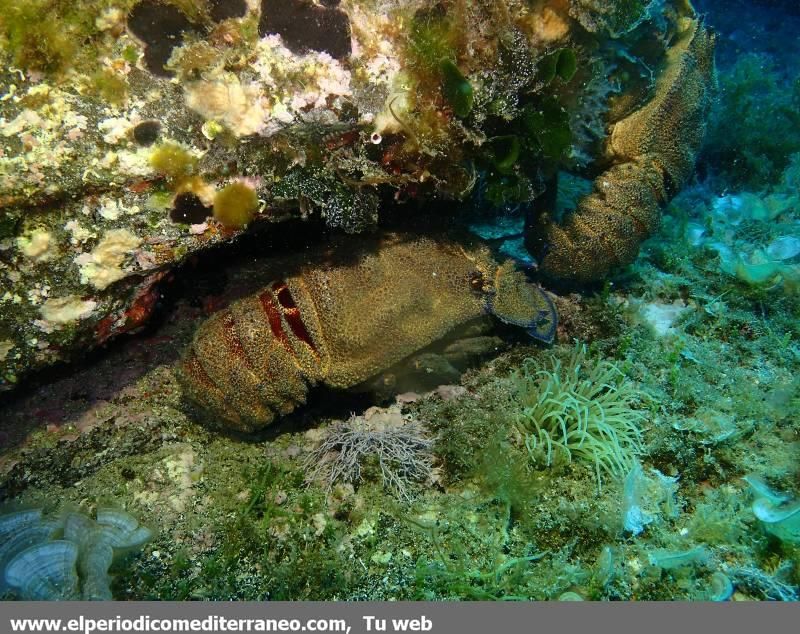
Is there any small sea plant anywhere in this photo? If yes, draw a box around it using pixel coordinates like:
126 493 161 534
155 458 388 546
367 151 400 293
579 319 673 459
508 344 645 489
304 409 434 502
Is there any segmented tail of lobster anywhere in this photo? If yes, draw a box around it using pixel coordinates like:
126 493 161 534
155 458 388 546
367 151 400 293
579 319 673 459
177 280 325 433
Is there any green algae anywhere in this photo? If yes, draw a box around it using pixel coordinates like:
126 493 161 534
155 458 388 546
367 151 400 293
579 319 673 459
537 49 578 84
440 59 474 118
213 182 259 229
0 0 138 76
406 6 460 75
521 99 573 161
91 69 130 106
149 142 199 182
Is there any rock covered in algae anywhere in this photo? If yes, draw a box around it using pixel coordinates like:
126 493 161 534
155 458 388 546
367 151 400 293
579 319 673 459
0 0 711 390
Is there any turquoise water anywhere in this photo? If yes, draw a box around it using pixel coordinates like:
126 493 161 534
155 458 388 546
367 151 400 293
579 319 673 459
0 0 798 601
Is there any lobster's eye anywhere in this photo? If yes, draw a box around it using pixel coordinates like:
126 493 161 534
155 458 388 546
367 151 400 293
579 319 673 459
470 271 485 292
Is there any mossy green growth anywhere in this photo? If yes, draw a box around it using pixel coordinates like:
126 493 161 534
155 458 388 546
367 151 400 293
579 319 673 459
0 0 139 76
483 174 536 208
521 98 572 161
408 512 547 600
149 142 199 182
91 69 129 106
440 59 474 118
537 49 578 84
121 45 139 65
407 6 458 73
0 0 78 74
213 182 259 229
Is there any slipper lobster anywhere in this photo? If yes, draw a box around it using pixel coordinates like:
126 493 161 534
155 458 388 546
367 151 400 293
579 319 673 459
177 234 556 432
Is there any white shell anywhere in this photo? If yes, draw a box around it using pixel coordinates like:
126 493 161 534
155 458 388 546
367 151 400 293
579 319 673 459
4 541 80 601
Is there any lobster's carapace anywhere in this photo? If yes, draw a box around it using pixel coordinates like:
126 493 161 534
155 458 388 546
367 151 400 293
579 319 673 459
177 234 556 432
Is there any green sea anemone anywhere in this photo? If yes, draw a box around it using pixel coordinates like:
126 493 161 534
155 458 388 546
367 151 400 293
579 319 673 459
508 344 645 488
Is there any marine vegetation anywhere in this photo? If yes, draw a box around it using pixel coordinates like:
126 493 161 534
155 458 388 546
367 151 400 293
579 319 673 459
303 407 434 501
177 233 556 432
0 508 151 600
212 181 260 229
508 344 645 487
702 53 800 190
671 154 800 296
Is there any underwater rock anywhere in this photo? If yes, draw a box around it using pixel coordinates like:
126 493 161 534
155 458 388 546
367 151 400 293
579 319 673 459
569 0 660 37
0 0 712 391
178 234 556 432
127 1 198 76
0 508 151 601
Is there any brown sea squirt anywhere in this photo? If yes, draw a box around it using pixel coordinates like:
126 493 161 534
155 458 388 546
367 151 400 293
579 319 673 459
258 0 352 59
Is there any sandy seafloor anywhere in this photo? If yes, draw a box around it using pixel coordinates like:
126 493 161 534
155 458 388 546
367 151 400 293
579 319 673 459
1 0 799 601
